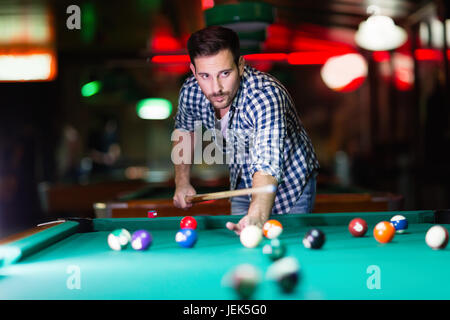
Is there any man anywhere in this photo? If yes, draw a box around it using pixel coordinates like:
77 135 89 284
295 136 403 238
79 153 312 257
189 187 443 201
172 26 319 235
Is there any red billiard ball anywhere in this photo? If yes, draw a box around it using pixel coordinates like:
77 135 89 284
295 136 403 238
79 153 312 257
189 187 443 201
348 218 368 237
180 216 197 230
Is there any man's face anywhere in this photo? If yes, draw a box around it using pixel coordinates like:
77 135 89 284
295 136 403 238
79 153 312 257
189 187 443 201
190 49 244 111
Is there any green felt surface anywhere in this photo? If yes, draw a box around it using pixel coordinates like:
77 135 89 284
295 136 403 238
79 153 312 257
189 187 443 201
1 211 449 300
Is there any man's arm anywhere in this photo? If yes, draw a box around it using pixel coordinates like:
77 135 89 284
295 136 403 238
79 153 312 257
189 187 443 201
247 171 278 226
172 129 196 209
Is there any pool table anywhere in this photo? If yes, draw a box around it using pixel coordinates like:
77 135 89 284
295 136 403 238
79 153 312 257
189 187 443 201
1 210 449 300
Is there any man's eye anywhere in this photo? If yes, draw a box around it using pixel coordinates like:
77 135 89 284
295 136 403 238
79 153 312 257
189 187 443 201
200 74 208 79
222 72 230 77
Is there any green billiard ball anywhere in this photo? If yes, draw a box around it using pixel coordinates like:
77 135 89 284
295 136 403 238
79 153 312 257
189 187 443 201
262 238 286 261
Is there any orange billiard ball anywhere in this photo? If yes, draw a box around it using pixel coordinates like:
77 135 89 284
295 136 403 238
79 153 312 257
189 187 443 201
263 220 283 239
373 221 395 243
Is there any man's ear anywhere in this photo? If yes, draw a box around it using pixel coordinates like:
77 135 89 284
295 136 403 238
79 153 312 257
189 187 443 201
190 63 196 76
238 56 245 76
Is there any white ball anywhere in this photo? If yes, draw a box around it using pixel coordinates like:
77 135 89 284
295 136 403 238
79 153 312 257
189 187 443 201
240 225 263 248
425 225 449 250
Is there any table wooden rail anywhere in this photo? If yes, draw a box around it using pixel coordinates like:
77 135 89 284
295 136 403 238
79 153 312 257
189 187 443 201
94 193 404 218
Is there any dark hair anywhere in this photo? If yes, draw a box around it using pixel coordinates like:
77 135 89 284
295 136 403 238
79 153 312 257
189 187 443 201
187 26 240 67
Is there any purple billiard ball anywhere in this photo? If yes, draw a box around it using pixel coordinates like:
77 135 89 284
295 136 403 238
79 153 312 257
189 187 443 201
131 230 152 250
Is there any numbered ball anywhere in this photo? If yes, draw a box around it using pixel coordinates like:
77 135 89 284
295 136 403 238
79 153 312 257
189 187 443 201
175 228 198 248
302 228 325 249
230 264 261 299
373 221 395 243
240 225 263 248
180 216 197 230
262 238 286 261
348 218 368 237
425 225 449 250
390 215 408 233
131 230 153 250
266 257 300 293
263 219 283 239
108 228 131 251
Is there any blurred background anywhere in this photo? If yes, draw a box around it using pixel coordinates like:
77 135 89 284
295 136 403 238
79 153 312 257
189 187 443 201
0 0 448 237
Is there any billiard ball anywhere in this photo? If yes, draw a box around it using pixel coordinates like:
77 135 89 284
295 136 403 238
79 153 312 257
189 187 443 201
131 230 153 250
180 216 197 230
302 228 325 249
263 219 283 239
390 215 408 233
348 218 368 237
266 257 300 293
228 264 261 299
240 225 263 248
107 228 131 251
425 225 449 250
175 228 198 248
373 221 395 243
262 238 286 261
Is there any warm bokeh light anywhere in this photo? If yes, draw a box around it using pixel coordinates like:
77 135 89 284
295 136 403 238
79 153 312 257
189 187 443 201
0 51 57 81
320 53 367 92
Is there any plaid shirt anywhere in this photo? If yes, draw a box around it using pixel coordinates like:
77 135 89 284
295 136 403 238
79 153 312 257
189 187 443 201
174 65 320 214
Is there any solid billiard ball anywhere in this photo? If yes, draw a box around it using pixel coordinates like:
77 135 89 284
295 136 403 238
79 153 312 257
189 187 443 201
240 225 263 248
266 257 300 293
229 264 261 299
262 219 283 239
302 228 325 249
373 221 395 243
175 228 198 248
108 228 131 251
131 230 153 250
180 216 197 230
425 225 449 250
348 218 368 237
262 238 286 261
390 215 408 233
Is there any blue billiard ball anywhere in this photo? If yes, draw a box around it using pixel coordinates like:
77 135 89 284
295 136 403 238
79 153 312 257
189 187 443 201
175 229 198 248
131 230 153 250
390 215 408 233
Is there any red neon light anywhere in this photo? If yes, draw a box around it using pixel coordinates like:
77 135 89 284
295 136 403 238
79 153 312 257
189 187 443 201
151 55 190 64
415 49 442 61
244 53 287 61
373 51 390 62
202 0 214 10
287 52 336 65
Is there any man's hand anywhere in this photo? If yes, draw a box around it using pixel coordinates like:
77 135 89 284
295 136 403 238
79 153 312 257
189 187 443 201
173 183 196 209
226 214 266 236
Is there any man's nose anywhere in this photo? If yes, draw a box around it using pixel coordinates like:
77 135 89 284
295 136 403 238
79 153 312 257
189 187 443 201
212 77 223 94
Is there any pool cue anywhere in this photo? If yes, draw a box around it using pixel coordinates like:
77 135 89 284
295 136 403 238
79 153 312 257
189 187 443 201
185 184 277 203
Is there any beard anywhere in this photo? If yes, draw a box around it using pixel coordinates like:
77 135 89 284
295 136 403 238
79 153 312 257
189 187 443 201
207 91 232 109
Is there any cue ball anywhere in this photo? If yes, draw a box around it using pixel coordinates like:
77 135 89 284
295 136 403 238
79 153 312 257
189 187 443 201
108 228 131 251
373 221 395 243
131 230 153 250
175 228 198 248
180 216 197 230
390 215 408 233
263 219 283 239
348 218 368 237
302 228 325 249
425 225 449 250
240 225 263 248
